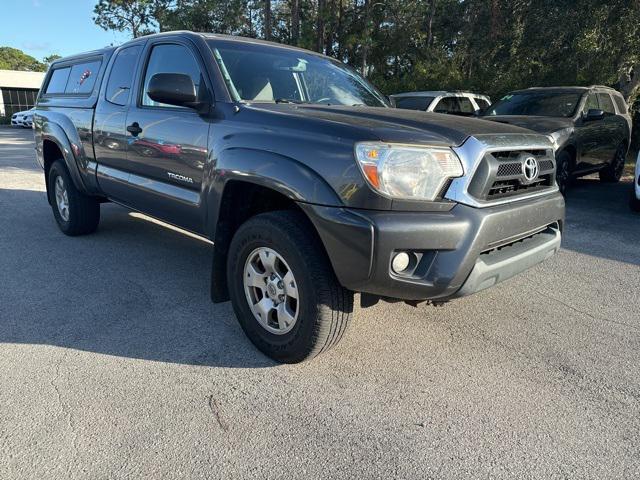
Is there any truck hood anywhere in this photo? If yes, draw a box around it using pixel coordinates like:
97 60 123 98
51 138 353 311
245 103 537 146
482 115 574 134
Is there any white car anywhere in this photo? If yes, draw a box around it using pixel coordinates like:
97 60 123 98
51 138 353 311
10 108 35 128
390 91 491 116
631 152 640 212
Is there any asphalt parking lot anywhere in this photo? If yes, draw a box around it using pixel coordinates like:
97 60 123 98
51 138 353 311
1 126 639 479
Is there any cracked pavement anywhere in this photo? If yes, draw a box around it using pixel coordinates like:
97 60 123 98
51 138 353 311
1 127 639 479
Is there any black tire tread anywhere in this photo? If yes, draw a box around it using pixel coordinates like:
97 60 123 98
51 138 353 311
49 160 100 236
228 210 353 363
599 144 626 183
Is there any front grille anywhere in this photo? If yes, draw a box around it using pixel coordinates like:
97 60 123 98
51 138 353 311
497 162 523 177
466 148 556 202
487 174 553 199
492 149 547 161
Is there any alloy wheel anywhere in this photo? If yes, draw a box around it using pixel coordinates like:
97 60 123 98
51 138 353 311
243 247 299 335
54 175 70 222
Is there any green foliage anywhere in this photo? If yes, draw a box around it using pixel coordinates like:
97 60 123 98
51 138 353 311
93 0 165 37
91 0 640 105
43 54 62 68
0 47 46 72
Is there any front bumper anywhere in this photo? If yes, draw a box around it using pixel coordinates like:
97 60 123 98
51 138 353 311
301 192 565 301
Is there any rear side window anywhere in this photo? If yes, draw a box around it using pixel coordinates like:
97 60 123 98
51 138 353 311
597 93 615 114
613 94 628 114
434 97 460 114
65 60 102 94
106 46 142 106
394 96 434 111
45 67 71 94
475 98 490 110
457 97 475 115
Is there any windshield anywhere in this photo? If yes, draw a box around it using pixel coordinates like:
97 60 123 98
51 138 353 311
484 92 582 118
208 40 388 107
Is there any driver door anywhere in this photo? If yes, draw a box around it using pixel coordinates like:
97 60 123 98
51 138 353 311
123 41 210 233
576 92 603 169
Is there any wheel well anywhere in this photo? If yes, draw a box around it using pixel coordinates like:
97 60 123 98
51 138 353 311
42 140 63 204
210 180 321 303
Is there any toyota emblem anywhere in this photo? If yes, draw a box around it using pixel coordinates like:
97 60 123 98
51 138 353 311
522 156 539 182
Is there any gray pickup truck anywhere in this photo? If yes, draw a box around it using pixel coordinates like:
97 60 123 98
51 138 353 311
34 32 565 363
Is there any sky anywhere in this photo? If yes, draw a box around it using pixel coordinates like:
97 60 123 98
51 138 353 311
1 0 130 60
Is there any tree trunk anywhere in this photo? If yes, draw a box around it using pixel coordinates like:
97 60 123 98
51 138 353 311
325 0 334 55
264 0 272 41
291 0 300 45
617 64 640 101
317 0 326 53
426 0 436 48
361 0 370 76
336 0 344 58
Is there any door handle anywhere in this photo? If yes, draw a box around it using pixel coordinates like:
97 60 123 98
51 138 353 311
127 122 143 136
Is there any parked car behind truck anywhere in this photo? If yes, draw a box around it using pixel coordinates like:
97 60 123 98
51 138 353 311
34 32 565 363
482 86 631 194
391 91 491 116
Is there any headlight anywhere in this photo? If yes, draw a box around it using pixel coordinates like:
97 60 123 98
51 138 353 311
355 142 463 201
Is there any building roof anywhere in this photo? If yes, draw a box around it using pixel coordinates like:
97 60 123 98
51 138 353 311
0 69 45 89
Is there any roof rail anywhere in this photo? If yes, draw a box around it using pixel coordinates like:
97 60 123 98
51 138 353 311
587 85 618 91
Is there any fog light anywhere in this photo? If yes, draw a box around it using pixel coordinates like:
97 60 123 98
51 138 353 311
392 252 411 273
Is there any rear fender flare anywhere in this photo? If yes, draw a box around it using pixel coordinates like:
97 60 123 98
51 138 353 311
36 116 88 195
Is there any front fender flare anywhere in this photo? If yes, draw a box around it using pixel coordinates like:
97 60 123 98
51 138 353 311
204 147 343 238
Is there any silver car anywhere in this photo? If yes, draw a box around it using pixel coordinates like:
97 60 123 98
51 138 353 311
390 91 491 116
10 108 35 128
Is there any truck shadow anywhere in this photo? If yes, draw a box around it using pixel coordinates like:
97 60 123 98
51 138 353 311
0 179 637 369
0 188 277 369
562 178 640 267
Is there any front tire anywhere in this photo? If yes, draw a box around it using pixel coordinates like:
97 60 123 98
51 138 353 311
555 150 572 196
227 210 353 363
48 160 100 236
599 144 626 183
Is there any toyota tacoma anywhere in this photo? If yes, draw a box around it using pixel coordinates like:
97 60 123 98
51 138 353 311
34 32 565 363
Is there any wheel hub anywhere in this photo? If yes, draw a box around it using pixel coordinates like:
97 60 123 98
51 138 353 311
265 275 285 302
243 247 299 335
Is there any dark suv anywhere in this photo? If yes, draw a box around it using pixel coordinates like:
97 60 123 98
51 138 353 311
483 86 631 194
34 32 564 363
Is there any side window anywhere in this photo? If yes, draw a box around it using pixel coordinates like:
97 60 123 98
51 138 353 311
142 43 203 108
106 46 142 106
394 96 434 111
45 67 71 94
434 97 459 114
475 98 490 110
583 93 599 114
457 97 475 115
64 60 102 94
597 93 615 114
613 94 628 114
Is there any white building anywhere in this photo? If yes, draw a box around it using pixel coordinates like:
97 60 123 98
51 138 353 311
0 69 45 119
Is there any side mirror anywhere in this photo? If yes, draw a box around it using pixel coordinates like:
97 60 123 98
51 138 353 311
584 108 605 121
147 73 202 109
